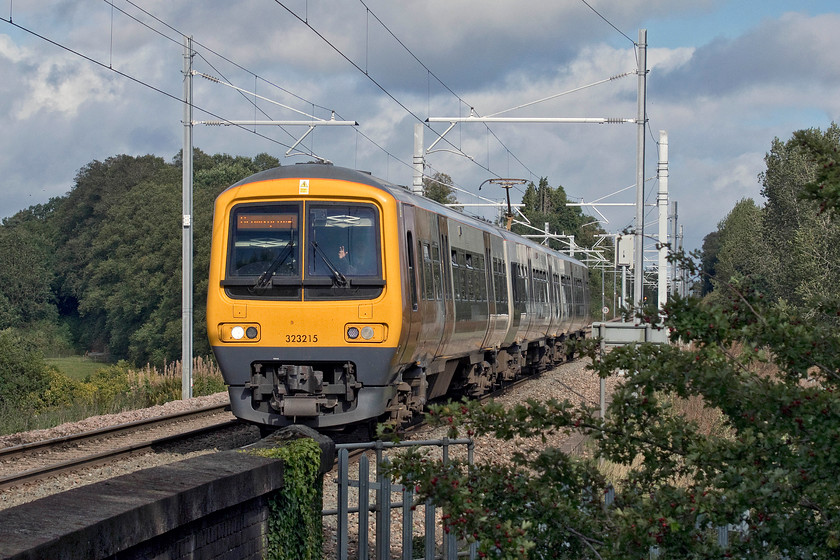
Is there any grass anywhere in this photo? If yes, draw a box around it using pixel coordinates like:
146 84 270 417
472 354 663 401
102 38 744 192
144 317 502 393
0 356 227 437
45 355 109 381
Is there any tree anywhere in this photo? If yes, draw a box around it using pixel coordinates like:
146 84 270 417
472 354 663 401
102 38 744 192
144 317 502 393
385 131 840 558
0 329 50 409
698 230 720 297
0 226 57 328
423 171 458 206
513 178 607 251
758 124 840 308
0 150 278 365
710 198 772 297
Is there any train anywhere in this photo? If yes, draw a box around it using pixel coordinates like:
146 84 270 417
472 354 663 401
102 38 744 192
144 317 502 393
206 163 591 433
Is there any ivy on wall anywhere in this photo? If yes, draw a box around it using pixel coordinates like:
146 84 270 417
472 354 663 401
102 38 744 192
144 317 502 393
246 438 323 560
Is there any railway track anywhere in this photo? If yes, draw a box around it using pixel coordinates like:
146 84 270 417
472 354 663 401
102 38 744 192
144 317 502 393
0 404 242 491
1 355 593 495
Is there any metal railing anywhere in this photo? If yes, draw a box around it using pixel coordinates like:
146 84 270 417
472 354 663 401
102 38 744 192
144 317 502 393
323 438 475 560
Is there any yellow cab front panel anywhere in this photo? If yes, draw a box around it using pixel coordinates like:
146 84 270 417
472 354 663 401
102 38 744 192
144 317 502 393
206 164 404 429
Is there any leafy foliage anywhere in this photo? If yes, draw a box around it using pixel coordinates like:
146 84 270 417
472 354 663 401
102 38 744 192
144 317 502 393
0 329 51 409
387 273 840 558
708 198 771 298
0 226 57 329
513 178 604 248
794 127 840 216
247 438 323 560
423 171 458 206
0 355 225 435
703 124 840 317
385 128 840 558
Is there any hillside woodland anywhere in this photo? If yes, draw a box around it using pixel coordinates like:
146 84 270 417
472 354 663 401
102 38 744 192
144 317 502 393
0 151 280 366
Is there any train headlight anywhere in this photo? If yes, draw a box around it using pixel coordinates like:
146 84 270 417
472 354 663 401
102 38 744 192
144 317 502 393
219 323 260 343
345 324 387 343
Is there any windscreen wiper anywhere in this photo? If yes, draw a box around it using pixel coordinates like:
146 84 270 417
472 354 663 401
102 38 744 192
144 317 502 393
310 240 347 287
252 238 296 291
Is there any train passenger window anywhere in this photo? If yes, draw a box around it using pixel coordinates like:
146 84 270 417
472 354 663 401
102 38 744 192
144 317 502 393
431 243 441 300
407 232 418 311
562 275 573 317
493 258 508 306
422 241 433 300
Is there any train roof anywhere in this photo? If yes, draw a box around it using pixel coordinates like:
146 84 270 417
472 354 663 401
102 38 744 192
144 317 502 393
227 163 587 268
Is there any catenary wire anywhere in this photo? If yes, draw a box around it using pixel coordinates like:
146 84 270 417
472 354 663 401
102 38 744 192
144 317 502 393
0 16 302 155
578 0 635 45
352 0 543 191
106 1 485 200
10 2 648 226
107 0 510 196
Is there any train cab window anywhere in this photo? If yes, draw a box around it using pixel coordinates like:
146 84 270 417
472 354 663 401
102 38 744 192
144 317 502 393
304 203 384 300
223 203 301 300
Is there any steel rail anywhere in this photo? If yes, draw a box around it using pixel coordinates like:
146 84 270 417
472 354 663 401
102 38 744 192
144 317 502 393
0 404 237 490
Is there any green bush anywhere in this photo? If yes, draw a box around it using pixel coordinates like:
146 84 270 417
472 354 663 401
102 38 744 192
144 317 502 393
0 353 227 436
248 438 324 560
0 328 50 408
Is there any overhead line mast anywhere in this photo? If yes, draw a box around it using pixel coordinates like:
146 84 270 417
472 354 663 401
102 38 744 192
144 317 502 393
182 36 194 400
633 29 648 312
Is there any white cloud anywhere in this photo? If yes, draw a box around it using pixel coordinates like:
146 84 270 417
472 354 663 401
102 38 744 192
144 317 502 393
0 34 27 63
14 57 121 119
711 152 764 195
2 2 838 256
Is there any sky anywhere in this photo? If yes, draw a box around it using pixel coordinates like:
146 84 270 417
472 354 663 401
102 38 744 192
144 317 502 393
2 0 839 258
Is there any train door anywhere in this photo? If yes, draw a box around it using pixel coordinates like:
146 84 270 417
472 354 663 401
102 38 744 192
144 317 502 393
413 207 445 363
435 215 455 357
396 204 421 367
480 231 495 349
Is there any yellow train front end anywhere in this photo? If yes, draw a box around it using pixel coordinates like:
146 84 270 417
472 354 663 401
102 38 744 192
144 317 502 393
206 165 405 430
